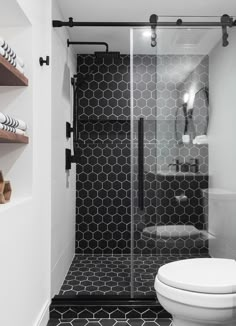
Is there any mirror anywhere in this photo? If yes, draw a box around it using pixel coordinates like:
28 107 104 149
175 86 209 144
192 86 209 136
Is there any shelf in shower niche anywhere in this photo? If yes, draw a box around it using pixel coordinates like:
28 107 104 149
0 130 29 144
0 55 28 86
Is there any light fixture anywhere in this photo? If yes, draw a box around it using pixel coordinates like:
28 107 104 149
183 92 189 104
142 30 152 37
182 134 190 144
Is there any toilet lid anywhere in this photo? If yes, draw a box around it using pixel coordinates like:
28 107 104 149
158 258 236 294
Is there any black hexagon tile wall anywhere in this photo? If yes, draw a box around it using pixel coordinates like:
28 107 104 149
75 54 208 256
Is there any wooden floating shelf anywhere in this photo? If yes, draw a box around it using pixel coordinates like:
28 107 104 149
0 130 28 144
0 55 28 86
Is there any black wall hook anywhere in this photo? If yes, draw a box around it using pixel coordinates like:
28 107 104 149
39 56 50 66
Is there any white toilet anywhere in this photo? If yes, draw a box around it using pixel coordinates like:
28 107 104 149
154 258 236 326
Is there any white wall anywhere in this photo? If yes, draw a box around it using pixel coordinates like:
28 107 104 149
0 0 65 325
51 0 76 296
0 0 77 324
208 28 236 259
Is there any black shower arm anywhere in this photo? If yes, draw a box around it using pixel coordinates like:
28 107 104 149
67 40 109 52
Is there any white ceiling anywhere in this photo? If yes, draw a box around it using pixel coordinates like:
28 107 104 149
0 0 30 27
57 0 236 54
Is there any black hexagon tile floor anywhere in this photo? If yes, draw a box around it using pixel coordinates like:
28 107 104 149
59 254 210 296
47 318 172 326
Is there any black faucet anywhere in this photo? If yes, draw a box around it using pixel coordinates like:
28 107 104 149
189 158 199 173
168 159 180 172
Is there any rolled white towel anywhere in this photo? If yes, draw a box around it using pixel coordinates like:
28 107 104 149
0 123 26 136
0 46 15 65
0 46 24 74
0 112 27 131
0 37 16 58
0 37 24 68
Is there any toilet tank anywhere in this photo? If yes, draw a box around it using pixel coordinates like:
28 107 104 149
202 188 236 259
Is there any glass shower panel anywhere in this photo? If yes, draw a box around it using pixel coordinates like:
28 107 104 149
131 24 225 299
131 28 158 298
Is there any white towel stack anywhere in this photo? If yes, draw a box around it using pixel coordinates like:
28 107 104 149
0 37 25 74
0 112 27 136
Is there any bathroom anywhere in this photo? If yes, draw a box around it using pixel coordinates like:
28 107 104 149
0 0 236 326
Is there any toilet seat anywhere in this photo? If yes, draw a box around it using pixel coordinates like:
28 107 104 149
157 258 236 294
155 277 236 309
155 258 236 309
155 258 236 325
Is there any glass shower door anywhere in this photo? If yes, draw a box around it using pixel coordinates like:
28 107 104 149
131 23 223 298
130 28 158 298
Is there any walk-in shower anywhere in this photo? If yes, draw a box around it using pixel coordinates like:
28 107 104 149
52 15 236 301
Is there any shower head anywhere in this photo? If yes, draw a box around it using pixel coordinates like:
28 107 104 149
94 51 121 60
66 39 120 60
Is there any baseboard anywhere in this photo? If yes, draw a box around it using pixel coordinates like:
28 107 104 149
51 238 75 296
35 300 50 326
